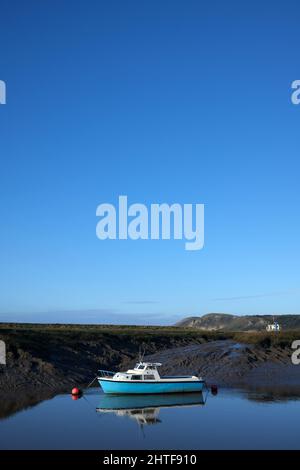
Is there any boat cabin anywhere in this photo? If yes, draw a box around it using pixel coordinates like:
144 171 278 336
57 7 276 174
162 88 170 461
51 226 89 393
114 362 162 382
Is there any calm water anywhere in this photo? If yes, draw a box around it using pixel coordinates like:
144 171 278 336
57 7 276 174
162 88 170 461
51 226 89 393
0 387 300 449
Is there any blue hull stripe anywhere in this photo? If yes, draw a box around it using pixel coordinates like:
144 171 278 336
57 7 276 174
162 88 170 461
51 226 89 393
98 379 204 394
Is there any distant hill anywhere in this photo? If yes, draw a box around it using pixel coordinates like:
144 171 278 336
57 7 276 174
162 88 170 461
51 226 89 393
176 313 300 331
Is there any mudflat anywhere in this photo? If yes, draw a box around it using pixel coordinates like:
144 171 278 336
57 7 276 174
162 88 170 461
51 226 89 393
1 323 300 398
144 340 300 392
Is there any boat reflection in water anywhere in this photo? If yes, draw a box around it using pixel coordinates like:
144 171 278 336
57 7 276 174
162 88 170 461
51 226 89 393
96 392 206 427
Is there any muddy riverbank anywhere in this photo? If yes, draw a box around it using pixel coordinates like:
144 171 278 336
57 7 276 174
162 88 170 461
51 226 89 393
1 324 300 401
143 340 300 391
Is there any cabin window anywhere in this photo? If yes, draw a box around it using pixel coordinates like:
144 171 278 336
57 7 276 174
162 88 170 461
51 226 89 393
131 375 142 380
145 375 155 380
138 365 144 369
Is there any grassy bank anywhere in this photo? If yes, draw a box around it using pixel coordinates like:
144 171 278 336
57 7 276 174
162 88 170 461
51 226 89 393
1 322 299 346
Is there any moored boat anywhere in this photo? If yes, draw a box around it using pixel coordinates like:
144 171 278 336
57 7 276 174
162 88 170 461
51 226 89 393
97 362 205 395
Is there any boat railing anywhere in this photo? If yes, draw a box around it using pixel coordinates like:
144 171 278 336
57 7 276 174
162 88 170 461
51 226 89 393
98 369 115 378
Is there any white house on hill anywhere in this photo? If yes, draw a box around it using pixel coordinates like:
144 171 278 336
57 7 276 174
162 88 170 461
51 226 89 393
266 322 281 332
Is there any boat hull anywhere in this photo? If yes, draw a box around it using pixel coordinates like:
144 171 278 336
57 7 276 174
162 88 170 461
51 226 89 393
98 378 204 395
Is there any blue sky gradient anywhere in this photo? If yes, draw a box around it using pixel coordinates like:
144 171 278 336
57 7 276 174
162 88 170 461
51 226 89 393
0 1 300 324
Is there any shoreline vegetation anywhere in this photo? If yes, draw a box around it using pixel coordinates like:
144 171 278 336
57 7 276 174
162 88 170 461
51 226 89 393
1 321 300 343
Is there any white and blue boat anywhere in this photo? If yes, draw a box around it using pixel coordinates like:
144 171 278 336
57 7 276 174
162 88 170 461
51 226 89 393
97 362 205 395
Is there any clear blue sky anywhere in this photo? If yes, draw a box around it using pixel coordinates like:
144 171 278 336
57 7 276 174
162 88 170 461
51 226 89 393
0 0 299 324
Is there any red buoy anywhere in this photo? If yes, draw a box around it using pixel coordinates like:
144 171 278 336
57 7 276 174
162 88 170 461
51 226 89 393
71 387 81 396
211 384 218 395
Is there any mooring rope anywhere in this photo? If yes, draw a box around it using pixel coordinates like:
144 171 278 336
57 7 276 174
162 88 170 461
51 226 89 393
86 375 98 388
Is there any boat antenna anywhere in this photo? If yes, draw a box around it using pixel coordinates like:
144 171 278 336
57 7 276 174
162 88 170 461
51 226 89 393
138 345 146 362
